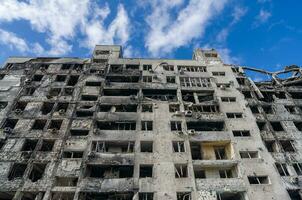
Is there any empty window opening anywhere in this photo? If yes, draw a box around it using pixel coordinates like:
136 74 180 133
214 147 227 160
50 192 74 200
240 151 258 159
92 141 134 153
212 71 225 76
236 77 246 85
185 104 219 113
0 74 5 80
280 140 295 152
86 165 134 178
187 121 224 131
143 76 152 83
62 151 83 158
216 83 231 89
22 139 38 151
270 122 284 131
142 104 153 112
197 93 214 102
85 81 102 86
79 192 134 200
221 97 236 102
264 140 277 152
141 121 153 131
32 119 47 130
107 76 140 83
175 165 188 178
32 74 43 82
55 177 78 187
248 176 269 184
103 89 138 96
285 106 297 114
250 106 260 114
21 192 45 200
182 91 195 103
205 52 218 57
173 141 185 152
99 104 137 112
180 77 211 87
139 165 153 178
75 110 94 117
275 163 290 176
41 102 54 115
169 104 180 112
40 140 55 151
219 169 233 178
2 118 18 130
143 89 177 101
217 192 245 200
143 65 152 71
178 65 206 72
141 141 153 153
290 92 302 99
163 65 174 71
139 193 154 200
194 168 206 178
167 76 176 83
257 121 266 131
55 103 69 114
61 64 72 70
0 139 5 150
233 130 251 137
190 142 202 160
48 120 62 130
62 88 73 96
171 121 182 131
125 64 139 70
29 163 47 182
242 91 252 98
96 121 136 130
8 163 27 180
67 75 79 86
70 129 89 136
262 105 274 114
260 92 274 102
55 75 67 82
226 113 243 118
287 190 302 200
0 101 8 111
275 92 286 99
110 64 123 73
24 87 36 95
48 88 61 97
177 192 191 200
81 95 98 101
293 163 302 175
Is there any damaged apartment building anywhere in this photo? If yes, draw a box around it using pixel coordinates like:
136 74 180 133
0 45 302 200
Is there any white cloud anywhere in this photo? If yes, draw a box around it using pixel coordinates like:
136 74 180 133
144 0 228 56
255 9 271 25
216 47 241 64
0 28 44 54
0 0 130 55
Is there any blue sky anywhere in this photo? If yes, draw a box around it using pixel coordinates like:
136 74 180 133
0 0 301 75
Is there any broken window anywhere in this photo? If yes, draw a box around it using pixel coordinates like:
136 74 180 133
0 139 5 150
110 64 123 73
62 88 73 96
187 121 224 131
173 141 185 152
125 64 139 70
142 104 153 112
50 192 74 200
178 65 206 72
92 141 134 153
141 141 153 153
48 88 61 97
86 165 134 178
221 97 236 102
194 167 206 178
242 91 252 98
175 164 188 178
180 77 211 87
240 151 258 159
103 89 138 96
226 113 243 118
270 121 284 131
143 76 152 83
262 105 274 114
143 89 177 101
285 106 297 114
80 192 134 200
219 169 233 178
167 76 176 83
40 140 55 151
233 130 250 137
217 192 245 200
8 163 27 180
264 140 277 152
85 81 102 86
212 71 225 76
0 101 8 111
185 105 219 113
275 92 286 99
232 67 239 73
24 87 36 95
143 65 152 71
75 110 94 117
248 176 269 184
55 75 67 82
139 165 153 178
280 140 295 152
55 102 69 114
190 142 202 160
182 91 195 103
81 95 98 101
236 77 246 85
177 192 191 200
99 104 137 112
96 121 136 130
62 151 83 158
32 74 43 82
163 65 174 71
260 92 274 102
293 163 302 175
13 102 28 114
2 118 18 130
205 52 218 57
29 163 47 182
214 147 227 160
171 121 182 131
107 76 140 83
287 190 302 200
290 92 302 99
48 120 62 130
257 121 266 131
22 139 38 151
67 75 79 86
0 74 5 80
21 192 45 200
250 106 260 114
55 177 78 186
32 119 47 130
169 104 180 112
275 163 290 176
141 121 153 131
70 129 89 136
41 102 54 115
61 64 72 70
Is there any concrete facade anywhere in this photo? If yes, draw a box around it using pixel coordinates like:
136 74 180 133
0 45 301 200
